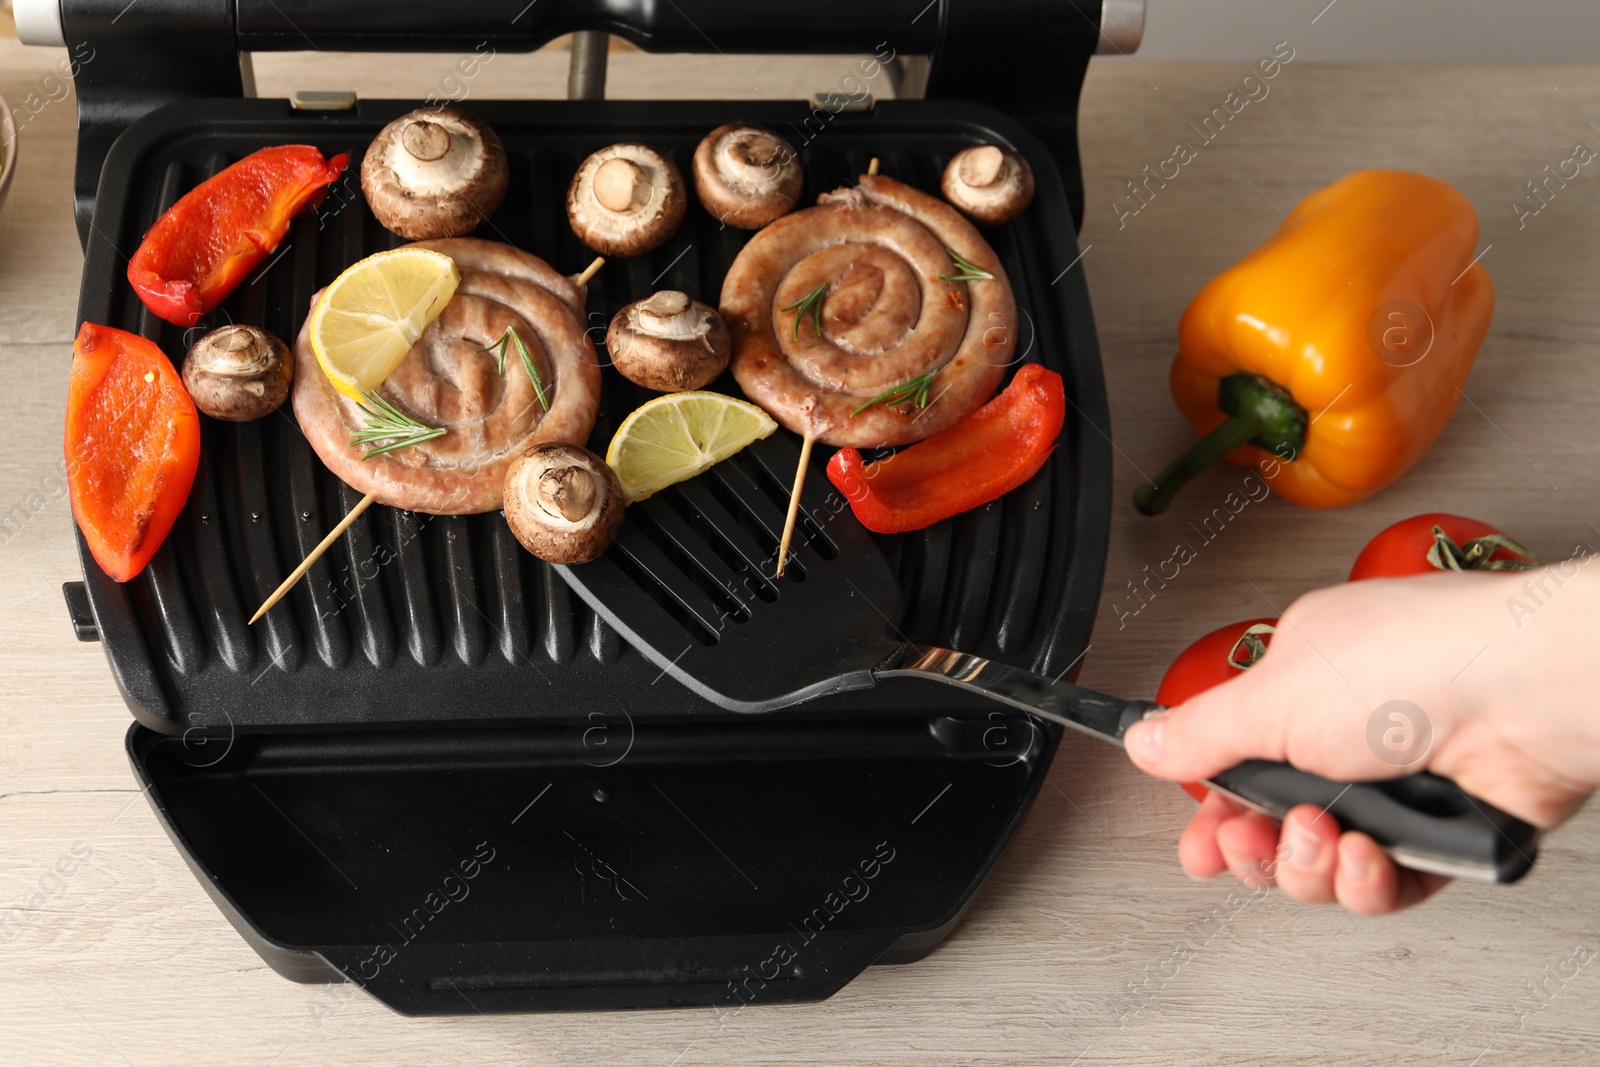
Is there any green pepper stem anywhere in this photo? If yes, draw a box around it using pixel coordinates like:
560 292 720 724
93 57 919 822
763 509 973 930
1134 414 1264 516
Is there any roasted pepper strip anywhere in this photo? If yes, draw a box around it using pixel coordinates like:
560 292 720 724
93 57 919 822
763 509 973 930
66 323 200 582
826 363 1064 534
1135 169 1494 514
127 145 348 327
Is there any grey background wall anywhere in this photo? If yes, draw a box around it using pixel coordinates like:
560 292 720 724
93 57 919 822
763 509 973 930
1133 0 1600 63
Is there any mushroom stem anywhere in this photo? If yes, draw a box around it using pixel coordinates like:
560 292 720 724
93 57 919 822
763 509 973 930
539 466 598 522
401 119 452 162
724 131 788 180
594 156 646 212
504 443 626 564
775 434 815 579
959 145 1005 188
641 290 691 319
215 327 254 355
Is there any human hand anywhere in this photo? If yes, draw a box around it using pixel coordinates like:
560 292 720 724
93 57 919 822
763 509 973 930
1125 566 1600 914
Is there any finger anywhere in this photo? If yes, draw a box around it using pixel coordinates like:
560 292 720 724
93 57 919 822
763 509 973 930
1334 833 1398 914
1125 675 1290 783
1178 790 1246 879
1215 810 1284 889
1332 832 1451 915
1274 805 1339 904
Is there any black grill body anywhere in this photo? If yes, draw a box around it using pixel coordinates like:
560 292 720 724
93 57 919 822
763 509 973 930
65 10 1112 1015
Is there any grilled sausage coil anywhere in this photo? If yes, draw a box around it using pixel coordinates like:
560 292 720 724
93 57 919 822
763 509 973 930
721 174 1015 447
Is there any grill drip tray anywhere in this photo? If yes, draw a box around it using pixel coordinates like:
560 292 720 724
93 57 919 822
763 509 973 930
130 712 1055 1014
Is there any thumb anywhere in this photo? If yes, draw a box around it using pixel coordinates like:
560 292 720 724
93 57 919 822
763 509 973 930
1125 667 1292 783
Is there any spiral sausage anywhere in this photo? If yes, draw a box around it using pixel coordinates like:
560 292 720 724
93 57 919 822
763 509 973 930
292 237 602 515
722 174 1015 447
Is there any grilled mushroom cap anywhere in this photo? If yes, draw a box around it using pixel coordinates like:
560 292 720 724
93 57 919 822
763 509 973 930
503 443 626 565
940 145 1034 226
606 291 730 393
182 324 293 422
692 123 803 229
361 107 509 239
567 143 686 257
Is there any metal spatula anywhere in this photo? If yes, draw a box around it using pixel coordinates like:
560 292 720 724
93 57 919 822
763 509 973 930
556 436 1538 884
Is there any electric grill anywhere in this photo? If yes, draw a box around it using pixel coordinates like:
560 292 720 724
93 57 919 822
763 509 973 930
29 0 1144 1014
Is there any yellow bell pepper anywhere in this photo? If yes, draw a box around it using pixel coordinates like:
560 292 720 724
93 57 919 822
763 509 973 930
1135 169 1494 513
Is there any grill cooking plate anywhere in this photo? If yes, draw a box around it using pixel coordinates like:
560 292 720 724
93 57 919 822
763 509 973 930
74 98 1109 734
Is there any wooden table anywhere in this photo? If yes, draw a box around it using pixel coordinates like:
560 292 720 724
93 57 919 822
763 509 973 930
3 29 1597 1065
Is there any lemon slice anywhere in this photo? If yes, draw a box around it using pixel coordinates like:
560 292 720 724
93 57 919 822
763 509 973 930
606 392 779 503
309 247 460 399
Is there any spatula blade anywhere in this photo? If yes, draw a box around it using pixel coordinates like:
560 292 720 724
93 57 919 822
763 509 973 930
556 433 903 712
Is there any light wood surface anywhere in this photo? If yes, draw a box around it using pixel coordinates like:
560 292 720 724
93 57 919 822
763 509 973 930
2 30 1598 1067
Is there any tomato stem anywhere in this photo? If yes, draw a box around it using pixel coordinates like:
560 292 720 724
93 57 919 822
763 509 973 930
1427 525 1541 572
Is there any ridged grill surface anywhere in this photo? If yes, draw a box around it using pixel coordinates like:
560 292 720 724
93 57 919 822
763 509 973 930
75 99 1110 733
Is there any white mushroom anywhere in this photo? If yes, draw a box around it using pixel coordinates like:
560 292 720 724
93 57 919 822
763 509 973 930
567 143 686 257
361 107 509 239
941 145 1034 227
692 123 803 229
606 291 731 393
503 443 626 564
182 324 293 422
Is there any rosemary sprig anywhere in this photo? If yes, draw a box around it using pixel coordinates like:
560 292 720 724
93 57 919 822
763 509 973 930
937 247 994 283
779 283 827 340
510 327 552 412
349 391 447 459
477 331 510 375
478 326 551 411
851 371 936 417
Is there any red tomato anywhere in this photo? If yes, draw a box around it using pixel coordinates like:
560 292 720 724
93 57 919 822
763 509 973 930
1155 617 1278 802
1348 512 1537 580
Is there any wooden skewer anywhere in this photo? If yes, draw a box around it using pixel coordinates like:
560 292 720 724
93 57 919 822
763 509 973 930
774 434 814 579
251 255 609 624
774 159 881 578
574 255 606 287
250 491 376 623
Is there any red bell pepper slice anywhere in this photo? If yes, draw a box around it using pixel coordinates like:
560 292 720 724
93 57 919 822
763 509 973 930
127 145 348 327
826 363 1065 534
66 323 200 582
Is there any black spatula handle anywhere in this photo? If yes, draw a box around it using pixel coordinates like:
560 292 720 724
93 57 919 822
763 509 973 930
878 646 1540 884
1199 759 1538 885
1108 703 1539 885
